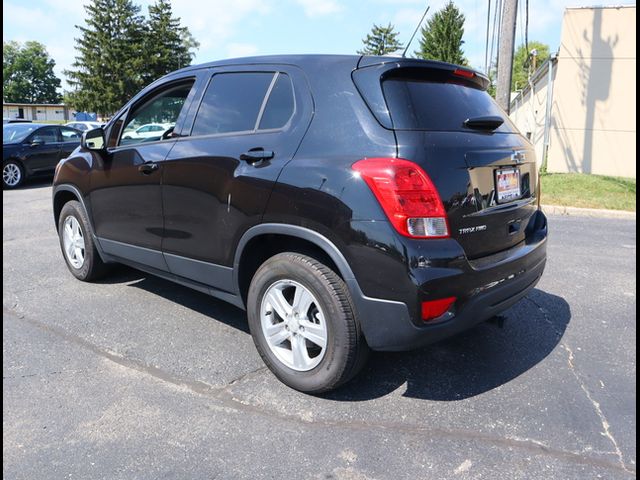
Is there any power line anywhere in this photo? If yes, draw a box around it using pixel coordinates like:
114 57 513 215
484 0 491 73
518 0 525 51
525 0 529 54
488 0 502 77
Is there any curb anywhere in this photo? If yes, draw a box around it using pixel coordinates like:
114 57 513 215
541 204 636 219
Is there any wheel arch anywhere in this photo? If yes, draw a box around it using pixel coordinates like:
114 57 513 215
3 157 25 168
233 224 357 306
52 184 92 233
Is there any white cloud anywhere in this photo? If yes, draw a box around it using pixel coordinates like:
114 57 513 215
168 0 271 41
392 8 424 28
226 42 259 58
3 1 89 86
295 0 342 17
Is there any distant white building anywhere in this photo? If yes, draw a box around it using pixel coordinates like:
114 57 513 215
509 5 636 178
3 102 71 122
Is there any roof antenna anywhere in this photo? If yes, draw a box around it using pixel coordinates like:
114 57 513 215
402 5 430 57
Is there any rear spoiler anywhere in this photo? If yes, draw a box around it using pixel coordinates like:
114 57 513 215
352 58 490 129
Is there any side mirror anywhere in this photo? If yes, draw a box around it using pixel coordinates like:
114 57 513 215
81 127 106 151
30 139 45 147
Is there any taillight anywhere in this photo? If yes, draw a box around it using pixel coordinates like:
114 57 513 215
422 297 456 321
352 158 449 238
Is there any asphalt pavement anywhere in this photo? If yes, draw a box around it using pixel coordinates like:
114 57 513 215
3 180 636 479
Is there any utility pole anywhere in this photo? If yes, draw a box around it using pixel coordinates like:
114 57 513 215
495 0 518 113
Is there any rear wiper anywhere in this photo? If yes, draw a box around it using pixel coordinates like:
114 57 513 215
463 115 504 131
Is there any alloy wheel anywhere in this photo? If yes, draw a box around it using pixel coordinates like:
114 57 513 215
3 163 21 187
62 216 86 269
260 279 328 371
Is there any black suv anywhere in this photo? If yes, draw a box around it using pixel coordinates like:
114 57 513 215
53 55 547 393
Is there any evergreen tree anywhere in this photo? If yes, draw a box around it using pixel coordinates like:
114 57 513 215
3 41 61 103
511 41 550 90
65 0 146 117
143 0 199 84
415 1 468 65
358 23 403 56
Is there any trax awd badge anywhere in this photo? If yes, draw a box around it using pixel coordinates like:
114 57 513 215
459 225 487 235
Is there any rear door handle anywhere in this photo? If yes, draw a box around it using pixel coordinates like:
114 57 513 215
240 149 274 164
138 162 159 175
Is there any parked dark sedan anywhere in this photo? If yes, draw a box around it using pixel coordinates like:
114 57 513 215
3 123 81 188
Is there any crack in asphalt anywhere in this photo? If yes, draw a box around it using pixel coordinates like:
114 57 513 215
3 306 265 397
525 296 634 475
3 305 635 476
3 371 63 379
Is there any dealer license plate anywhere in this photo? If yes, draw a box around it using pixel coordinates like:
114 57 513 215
495 167 521 203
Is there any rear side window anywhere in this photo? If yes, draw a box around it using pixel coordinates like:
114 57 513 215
192 72 274 136
382 70 517 133
259 73 294 130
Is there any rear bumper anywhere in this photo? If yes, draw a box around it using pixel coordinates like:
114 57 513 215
351 210 548 351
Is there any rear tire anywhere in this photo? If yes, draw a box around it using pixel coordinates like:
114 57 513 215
58 200 109 281
247 252 369 393
3 160 24 189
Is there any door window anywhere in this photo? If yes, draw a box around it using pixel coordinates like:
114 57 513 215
191 72 275 136
119 81 194 146
107 112 126 148
60 126 81 141
31 127 59 144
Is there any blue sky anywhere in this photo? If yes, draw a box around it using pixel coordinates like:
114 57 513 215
4 0 633 89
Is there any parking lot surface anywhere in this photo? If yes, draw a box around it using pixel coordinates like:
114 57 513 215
3 181 636 479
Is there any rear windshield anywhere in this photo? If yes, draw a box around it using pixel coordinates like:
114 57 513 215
382 70 517 133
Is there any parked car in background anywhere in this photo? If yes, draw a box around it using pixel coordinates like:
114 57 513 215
121 122 173 141
52 55 547 393
65 121 102 131
3 118 32 124
3 123 81 188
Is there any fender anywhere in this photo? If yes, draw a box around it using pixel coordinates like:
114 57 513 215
232 223 358 289
52 183 108 262
232 223 410 347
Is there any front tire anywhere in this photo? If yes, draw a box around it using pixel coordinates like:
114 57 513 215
247 253 369 393
58 200 109 281
3 160 24 189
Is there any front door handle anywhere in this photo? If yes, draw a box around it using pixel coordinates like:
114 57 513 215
240 148 274 164
138 162 159 175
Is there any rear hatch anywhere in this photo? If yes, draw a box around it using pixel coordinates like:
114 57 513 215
353 61 538 259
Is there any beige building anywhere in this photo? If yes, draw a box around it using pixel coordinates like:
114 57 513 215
3 102 71 122
510 5 636 178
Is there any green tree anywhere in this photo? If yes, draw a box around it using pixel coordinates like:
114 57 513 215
358 23 403 56
65 0 147 117
511 41 550 90
415 1 467 65
3 41 61 103
143 0 199 84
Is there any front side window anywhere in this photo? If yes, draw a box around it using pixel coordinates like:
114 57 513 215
60 126 81 141
107 113 126 148
191 72 275 136
31 127 59 144
119 81 194 146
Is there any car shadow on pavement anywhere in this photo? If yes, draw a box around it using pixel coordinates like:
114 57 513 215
97 265 250 334
327 288 571 401
100 267 570 402
15 178 53 190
